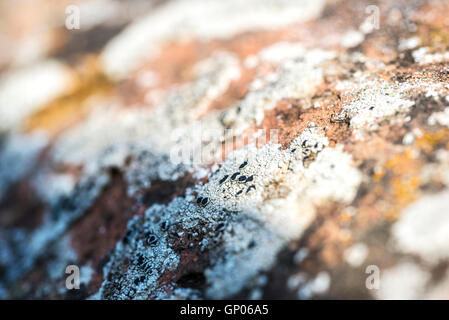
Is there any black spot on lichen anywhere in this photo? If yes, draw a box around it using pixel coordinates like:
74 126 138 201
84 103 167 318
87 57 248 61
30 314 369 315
160 221 169 231
215 222 226 232
231 172 240 180
219 175 229 184
147 234 158 246
246 185 256 194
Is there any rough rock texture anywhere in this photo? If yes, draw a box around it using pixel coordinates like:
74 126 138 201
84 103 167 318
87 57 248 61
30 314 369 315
1 0 449 299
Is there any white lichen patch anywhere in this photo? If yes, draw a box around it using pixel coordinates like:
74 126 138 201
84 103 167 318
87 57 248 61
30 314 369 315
302 146 362 204
101 0 326 78
190 52 241 117
199 127 333 235
287 272 307 291
224 47 336 132
392 190 449 264
375 262 430 300
341 30 365 48
258 42 307 64
339 80 415 133
428 107 449 127
297 271 331 299
412 47 449 65
257 41 337 74
420 149 449 188
32 171 76 207
0 60 72 133
203 140 360 299
398 37 421 51
344 242 369 267
204 215 284 299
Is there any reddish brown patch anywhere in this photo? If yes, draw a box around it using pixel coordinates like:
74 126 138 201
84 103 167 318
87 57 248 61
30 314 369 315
0 145 81 232
392 62 449 84
137 173 197 207
118 28 298 108
259 202 352 299
69 171 135 294
260 90 354 149
0 179 46 231
154 232 210 297
69 171 197 294
205 86 356 162
304 203 352 268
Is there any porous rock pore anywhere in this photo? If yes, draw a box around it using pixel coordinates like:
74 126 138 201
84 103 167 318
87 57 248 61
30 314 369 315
1 0 449 299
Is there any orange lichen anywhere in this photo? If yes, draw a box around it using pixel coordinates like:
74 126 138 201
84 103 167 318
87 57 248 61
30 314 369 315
376 149 421 221
351 127 449 228
416 129 449 154
372 166 386 182
23 56 115 137
291 203 351 269
339 209 354 223
415 1 449 48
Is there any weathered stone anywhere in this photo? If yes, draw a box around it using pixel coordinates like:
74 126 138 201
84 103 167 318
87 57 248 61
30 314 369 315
1 0 449 300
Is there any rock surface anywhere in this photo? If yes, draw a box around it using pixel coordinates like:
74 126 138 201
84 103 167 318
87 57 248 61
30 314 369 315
1 0 449 299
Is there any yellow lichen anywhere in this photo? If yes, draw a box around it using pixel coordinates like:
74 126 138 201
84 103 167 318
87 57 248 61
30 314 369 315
23 55 115 137
383 148 421 221
416 129 449 154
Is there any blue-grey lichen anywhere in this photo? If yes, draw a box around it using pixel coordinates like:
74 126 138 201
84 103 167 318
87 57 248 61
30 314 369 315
100 127 361 299
0 132 48 201
0 169 110 286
